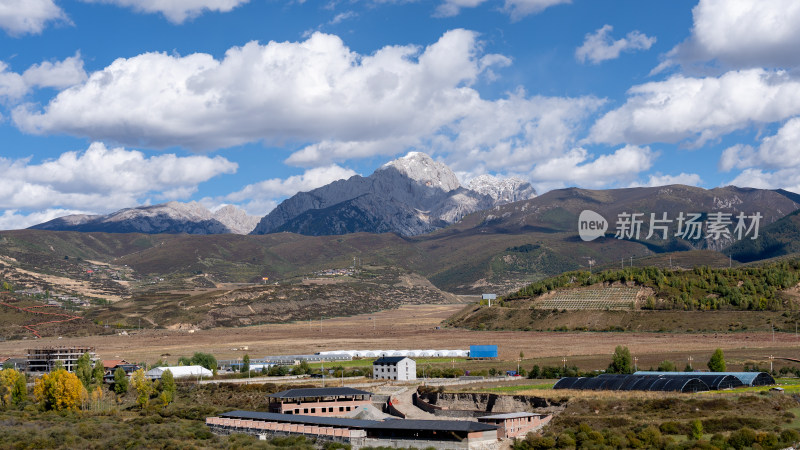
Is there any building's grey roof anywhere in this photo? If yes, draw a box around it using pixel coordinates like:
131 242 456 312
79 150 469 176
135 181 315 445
218 410 498 433
478 412 540 420
268 387 373 399
374 356 411 364
368 419 497 432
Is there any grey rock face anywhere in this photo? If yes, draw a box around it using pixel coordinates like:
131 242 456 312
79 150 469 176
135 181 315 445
30 202 259 235
252 152 537 236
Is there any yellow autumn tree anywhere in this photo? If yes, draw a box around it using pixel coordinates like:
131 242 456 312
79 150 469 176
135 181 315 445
34 369 87 411
90 385 104 411
0 368 27 409
130 368 153 409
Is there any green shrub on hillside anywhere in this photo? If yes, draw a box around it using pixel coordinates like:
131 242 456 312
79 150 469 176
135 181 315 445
506 260 800 311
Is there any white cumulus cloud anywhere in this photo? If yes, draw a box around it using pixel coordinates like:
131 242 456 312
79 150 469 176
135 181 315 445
629 172 702 188
14 30 501 150
0 53 87 102
13 29 600 183
720 117 800 171
0 209 90 231
528 145 655 191
654 0 800 73
588 69 800 147
575 25 655 65
0 0 68 36
0 142 237 212
721 117 800 194
80 0 250 24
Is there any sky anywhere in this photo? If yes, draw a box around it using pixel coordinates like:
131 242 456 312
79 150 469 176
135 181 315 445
1 0 800 230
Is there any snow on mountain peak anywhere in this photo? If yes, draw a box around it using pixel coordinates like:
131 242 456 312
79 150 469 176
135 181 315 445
381 152 461 192
468 174 537 204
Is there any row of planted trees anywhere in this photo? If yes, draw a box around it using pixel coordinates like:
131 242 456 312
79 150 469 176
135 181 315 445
0 352 178 413
525 347 729 379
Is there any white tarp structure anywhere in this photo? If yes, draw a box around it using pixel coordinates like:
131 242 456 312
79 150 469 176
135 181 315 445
318 349 468 358
146 365 212 380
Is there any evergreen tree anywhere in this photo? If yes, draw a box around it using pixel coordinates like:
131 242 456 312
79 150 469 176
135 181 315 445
241 354 250 373
707 348 726 372
113 367 129 396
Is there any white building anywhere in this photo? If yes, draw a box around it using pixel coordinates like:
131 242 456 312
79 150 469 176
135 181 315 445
146 365 212 380
373 356 416 381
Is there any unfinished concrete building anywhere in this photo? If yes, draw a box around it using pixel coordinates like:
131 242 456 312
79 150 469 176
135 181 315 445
25 346 96 373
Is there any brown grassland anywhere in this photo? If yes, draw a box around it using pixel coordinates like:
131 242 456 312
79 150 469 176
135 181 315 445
2 304 799 373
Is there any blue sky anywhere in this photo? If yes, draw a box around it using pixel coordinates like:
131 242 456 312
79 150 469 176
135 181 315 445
1 0 799 229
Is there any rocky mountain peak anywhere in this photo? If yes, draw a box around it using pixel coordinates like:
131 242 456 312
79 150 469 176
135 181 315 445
468 174 537 204
212 204 260 234
30 202 259 235
380 152 461 192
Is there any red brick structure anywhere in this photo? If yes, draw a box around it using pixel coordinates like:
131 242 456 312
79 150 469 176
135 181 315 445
477 412 551 438
268 388 372 416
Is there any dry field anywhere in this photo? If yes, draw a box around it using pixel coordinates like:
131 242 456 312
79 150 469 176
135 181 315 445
1 304 799 370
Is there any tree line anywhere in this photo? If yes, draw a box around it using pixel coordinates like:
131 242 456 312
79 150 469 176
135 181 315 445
506 260 800 311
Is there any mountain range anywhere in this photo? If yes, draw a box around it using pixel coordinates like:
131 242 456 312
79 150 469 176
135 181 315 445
31 202 260 235
30 152 537 237
250 152 537 236
10 181 800 295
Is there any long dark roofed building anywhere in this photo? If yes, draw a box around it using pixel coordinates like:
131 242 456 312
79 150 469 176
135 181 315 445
554 374 710 393
207 410 500 449
634 371 775 387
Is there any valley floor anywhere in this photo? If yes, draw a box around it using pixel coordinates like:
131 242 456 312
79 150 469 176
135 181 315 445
1 304 799 373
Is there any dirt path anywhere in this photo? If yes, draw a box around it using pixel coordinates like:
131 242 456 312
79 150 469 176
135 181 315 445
389 386 438 419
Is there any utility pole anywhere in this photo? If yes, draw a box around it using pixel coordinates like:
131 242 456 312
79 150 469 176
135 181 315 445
634 356 638 372
769 355 774 373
